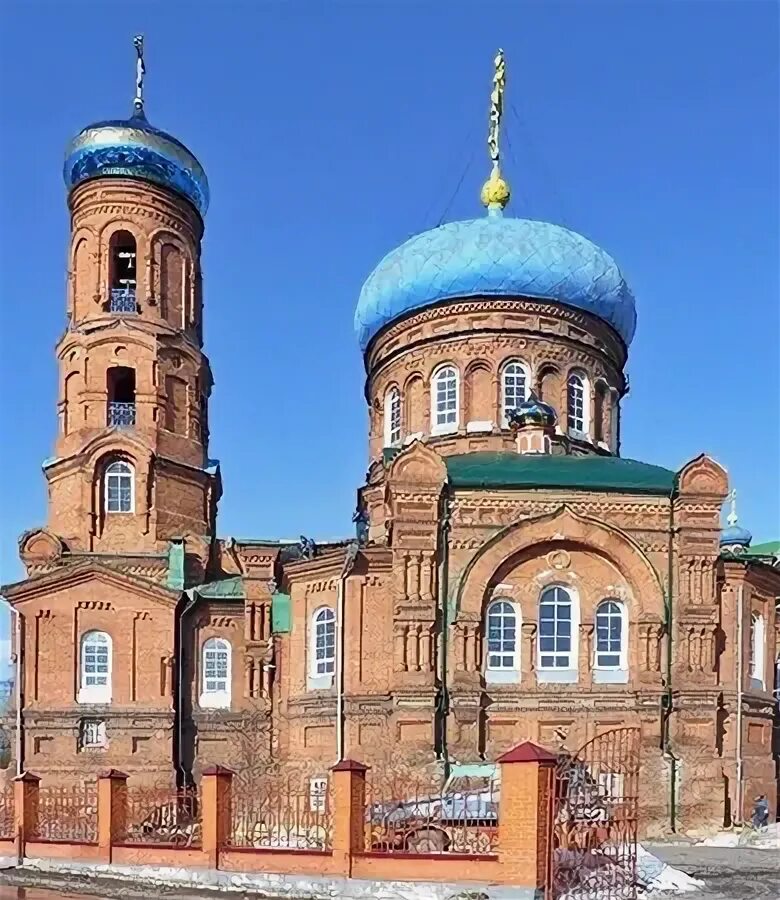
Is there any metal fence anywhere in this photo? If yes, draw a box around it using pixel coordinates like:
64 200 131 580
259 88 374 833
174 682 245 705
122 785 201 848
31 784 98 843
365 771 499 855
227 775 332 850
0 786 13 839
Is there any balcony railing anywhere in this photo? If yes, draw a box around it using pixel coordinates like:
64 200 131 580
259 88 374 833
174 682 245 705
109 288 137 314
108 402 136 428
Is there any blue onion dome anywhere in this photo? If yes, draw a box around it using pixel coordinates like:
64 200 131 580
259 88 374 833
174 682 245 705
355 212 636 352
64 108 209 217
507 393 557 429
720 490 752 549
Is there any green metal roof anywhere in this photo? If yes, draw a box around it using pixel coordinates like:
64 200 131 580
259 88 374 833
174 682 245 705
196 576 245 600
743 541 780 560
444 453 677 495
272 592 291 633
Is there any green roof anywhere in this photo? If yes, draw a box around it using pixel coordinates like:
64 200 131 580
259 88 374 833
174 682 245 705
444 453 677 495
744 541 780 559
197 576 245 600
272 592 291 633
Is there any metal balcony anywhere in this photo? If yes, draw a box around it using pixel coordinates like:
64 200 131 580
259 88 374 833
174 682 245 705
109 288 137 313
107 402 136 428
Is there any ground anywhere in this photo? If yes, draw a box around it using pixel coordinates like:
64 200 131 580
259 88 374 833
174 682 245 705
649 844 780 900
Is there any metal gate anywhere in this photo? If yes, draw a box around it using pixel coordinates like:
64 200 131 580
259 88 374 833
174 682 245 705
549 727 640 900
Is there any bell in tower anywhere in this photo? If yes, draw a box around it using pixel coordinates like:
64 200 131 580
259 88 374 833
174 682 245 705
38 35 220 561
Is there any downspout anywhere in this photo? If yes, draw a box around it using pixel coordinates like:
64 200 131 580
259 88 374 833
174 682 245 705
336 543 359 763
735 581 744 823
437 490 452 779
8 606 23 776
662 483 678 832
176 588 198 784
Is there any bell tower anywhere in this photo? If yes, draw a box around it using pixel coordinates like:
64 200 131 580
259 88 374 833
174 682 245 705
43 36 220 558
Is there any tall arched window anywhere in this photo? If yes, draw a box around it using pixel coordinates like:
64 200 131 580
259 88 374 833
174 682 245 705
501 360 529 426
431 365 459 435
538 585 578 677
312 608 336 677
104 460 134 513
78 630 112 704
108 230 137 313
200 637 231 708
594 599 627 670
567 371 588 436
384 387 402 448
749 613 766 689
486 600 520 672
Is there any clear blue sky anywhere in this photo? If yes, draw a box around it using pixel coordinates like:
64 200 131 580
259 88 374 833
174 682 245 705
1 2 778 652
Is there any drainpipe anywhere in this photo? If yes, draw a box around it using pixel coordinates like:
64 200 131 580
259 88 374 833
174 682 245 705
176 589 198 784
7 605 23 776
662 485 678 832
336 543 359 763
735 581 744 824
436 491 452 779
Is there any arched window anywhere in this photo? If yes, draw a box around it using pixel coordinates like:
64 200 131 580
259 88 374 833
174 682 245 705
501 361 529 426
104 460 134 513
312 608 336 677
486 600 519 671
200 637 231 708
567 371 588 436
594 600 627 670
108 230 137 313
78 630 112 704
749 613 765 688
538 585 578 676
384 387 402 448
431 365 459 435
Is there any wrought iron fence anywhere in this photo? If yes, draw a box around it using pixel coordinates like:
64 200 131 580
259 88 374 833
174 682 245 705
122 785 201 847
109 288 137 313
0 785 13 839
107 401 136 428
31 784 98 843
227 774 332 850
365 770 499 855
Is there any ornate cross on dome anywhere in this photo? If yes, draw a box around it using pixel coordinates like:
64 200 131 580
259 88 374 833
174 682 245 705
481 49 511 212
133 34 146 116
727 488 739 527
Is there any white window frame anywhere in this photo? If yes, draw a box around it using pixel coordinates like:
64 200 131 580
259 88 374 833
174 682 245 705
384 386 402 448
537 585 579 682
79 718 108 750
593 599 629 683
78 630 112 704
309 776 328 813
104 459 134 514
501 360 530 427
309 607 336 689
485 599 521 685
749 613 766 689
431 365 459 435
199 637 232 709
566 371 589 437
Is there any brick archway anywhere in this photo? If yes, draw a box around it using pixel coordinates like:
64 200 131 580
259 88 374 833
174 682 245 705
453 505 665 620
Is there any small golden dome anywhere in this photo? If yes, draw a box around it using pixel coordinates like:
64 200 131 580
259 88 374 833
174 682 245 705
480 168 510 210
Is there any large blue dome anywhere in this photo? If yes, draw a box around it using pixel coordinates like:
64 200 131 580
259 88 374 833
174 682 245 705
355 215 636 351
64 111 209 216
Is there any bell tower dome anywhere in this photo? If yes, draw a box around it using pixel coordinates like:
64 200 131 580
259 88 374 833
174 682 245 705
42 36 220 559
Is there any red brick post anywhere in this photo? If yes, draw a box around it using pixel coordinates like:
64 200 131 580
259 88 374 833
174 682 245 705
97 769 128 863
201 765 233 868
330 759 368 877
497 741 557 890
13 772 40 859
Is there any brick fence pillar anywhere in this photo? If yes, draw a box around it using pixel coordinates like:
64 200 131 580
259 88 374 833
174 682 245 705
97 769 128 863
330 759 368 877
497 741 557 891
201 765 233 868
13 771 40 859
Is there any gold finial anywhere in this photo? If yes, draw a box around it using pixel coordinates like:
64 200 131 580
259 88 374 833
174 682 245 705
481 48 510 212
132 35 146 117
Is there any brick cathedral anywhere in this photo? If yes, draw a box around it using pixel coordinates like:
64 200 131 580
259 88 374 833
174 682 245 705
3 42 778 835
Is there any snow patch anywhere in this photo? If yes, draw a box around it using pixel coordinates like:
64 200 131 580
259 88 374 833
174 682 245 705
637 845 703 896
697 822 780 851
